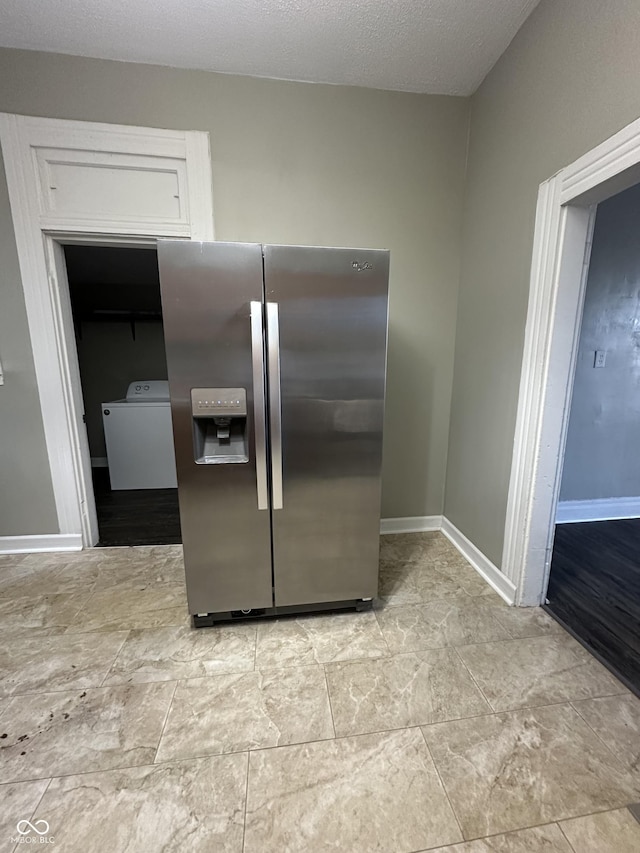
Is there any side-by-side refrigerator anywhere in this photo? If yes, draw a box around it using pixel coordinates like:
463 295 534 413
158 241 389 625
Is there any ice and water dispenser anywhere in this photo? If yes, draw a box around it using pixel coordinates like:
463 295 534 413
191 388 249 463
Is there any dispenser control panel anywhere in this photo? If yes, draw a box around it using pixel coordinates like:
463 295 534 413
191 388 247 417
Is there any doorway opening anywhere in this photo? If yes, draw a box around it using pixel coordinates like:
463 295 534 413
502 114 640 612
64 243 181 547
544 182 640 693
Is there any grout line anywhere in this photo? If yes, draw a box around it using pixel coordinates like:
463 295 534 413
371 607 393 657
98 630 131 687
554 805 640 840
25 776 53 839
57 619 189 637
452 646 495 711
485 610 517 640
0 751 252 787
241 750 250 853
152 679 179 765
3 710 633 788
569 699 634 772
418 726 465 843
557 820 579 853
250 650 391 672
322 664 337 739
413 817 586 852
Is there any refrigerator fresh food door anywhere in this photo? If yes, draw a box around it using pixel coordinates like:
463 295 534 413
264 245 389 606
158 240 273 615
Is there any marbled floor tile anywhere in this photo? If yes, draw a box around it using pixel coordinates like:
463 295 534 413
378 561 469 606
156 666 333 762
0 681 175 783
32 755 247 853
326 649 490 736
90 548 186 591
19 548 105 567
558 807 640 853
103 624 256 685
0 780 50 849
65 583 188 633
16 553 76 570
100 544 183 564
244 728 462 853
254 611 389 668
429 559 495 597
457 634 624 711
0 591 90 634
0 631 128 697
0 559 38 592
14 552 103 584
379 532 447 564
0 553 25 566
474 598 567 639
423 823 574 852
375 597 511 653
572 693 640 773
423 703 640 838
0 779 50 850
0 564 97 599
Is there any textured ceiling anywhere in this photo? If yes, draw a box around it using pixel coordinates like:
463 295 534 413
0 0 541 96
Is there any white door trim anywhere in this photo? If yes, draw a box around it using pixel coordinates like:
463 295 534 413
0 113 214 548
502 115 640 605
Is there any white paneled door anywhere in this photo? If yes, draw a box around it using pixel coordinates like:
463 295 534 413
0 113 214 551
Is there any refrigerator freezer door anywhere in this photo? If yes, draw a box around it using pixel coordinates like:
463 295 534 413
158 240 273 615
264 245 389 607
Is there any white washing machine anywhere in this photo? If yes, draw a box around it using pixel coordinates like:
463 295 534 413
102 380 178 490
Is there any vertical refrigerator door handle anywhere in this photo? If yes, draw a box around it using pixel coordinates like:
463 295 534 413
267 302 284 510
250 301 269 510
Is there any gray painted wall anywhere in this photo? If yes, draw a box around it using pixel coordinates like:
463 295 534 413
0 151 57 535
0 49 469 536
444 0 640 567
560 183 640 502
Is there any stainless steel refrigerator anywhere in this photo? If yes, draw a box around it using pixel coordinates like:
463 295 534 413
157 241 389 625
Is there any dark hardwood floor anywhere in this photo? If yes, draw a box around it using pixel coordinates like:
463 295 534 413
92 467 182 547
546 519 640 694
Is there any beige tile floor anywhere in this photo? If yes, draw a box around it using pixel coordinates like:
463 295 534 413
0 533 639 852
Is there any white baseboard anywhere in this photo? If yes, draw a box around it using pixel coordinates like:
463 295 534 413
380 516 442 535
91 457 108 468
441 517 516 605
0 534 83 555
556 496 640 524
380 515 516 604
1 519 516 608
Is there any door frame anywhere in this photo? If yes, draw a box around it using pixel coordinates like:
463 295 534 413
0 113 214 549
502 114 640 605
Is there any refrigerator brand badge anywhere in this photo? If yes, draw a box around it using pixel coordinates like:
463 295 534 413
352 261 374 272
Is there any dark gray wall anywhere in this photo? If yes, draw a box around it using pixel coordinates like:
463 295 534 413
560 183 640 501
